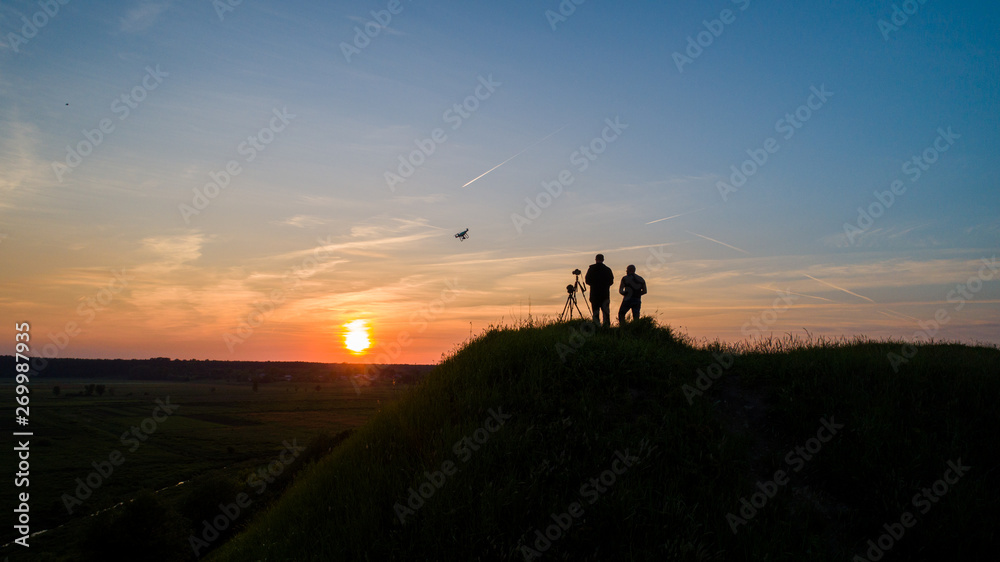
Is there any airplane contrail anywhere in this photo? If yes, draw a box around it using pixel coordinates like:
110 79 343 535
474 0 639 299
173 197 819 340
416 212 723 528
755 286 837 303
878 309 921 322
646 208 706 225
685 230 749 254
462 125 567 188
803 274 876 303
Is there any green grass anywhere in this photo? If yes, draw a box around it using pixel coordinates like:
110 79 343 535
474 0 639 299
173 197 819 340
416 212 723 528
207 319 999 561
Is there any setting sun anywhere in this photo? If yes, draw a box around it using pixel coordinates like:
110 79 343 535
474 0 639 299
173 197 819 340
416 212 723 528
344 319 371 354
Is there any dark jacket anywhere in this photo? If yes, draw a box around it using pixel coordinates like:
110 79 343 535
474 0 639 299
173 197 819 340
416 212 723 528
619 273 647 301
585 263 614 303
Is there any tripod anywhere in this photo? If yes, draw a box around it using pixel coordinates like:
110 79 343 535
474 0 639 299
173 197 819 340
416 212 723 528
559 273 587 321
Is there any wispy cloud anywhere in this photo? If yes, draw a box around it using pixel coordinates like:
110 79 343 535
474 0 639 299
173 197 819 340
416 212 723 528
120 1 170 33
344 217 444 240
282 230 441 262
392 193 448 204
822 223 941 249
0 119 47 203
139 232 205 271
280 215 327 228
428 242 682 267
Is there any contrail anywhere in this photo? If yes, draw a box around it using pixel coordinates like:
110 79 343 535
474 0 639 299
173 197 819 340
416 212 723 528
646 208 706 225
685 230 749 254
803 274 876 303
462 125 567 188
878 309 921 322
755 286 837 303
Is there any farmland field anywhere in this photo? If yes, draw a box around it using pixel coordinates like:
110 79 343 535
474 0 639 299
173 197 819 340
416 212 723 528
0 374 415 561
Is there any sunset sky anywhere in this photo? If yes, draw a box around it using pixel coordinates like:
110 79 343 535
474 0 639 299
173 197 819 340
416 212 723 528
2 0 998 364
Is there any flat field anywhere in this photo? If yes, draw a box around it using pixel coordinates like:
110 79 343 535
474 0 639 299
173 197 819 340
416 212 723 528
0 375 411 560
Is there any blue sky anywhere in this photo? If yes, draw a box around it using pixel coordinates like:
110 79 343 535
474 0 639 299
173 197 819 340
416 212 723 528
1 0 998 362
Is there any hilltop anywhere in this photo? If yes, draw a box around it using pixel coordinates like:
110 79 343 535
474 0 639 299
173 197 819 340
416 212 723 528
208 318 999 561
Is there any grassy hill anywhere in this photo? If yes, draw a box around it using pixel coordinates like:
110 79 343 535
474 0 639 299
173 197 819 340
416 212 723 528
207 318 999 561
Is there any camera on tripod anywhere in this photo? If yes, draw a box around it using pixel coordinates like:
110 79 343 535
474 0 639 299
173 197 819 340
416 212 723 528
560 268 587 320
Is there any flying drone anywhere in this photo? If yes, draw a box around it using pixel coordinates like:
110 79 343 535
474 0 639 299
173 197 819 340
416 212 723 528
454 228 469 241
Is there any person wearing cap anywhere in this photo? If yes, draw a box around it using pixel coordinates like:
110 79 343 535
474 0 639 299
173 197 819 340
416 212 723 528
584 254 614 327
618 264 647 324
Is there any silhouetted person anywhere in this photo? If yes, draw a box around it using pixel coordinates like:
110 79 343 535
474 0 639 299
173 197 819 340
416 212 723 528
618 264 647 324
585 254 614 327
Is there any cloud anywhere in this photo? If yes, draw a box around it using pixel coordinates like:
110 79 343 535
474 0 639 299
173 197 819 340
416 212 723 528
427 241 683 268
120 1 170 33
305 230 441 258
349 225 383 238
280 215 327 228
241 220 444 275
392 193 448 204
139 232 205 272
0 119 47 202
964 219 1000 237
821 223 941 249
